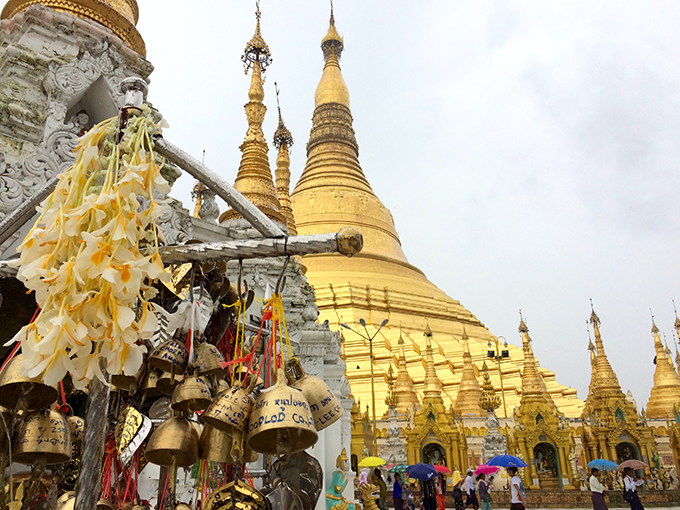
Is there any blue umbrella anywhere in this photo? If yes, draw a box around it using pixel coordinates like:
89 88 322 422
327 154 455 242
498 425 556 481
485 454 529 468
406 463 438 481
587 459 618 471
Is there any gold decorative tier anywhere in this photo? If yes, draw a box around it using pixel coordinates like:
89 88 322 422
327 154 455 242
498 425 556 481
1 0 145 55
291 10 583 419
646 319 680 419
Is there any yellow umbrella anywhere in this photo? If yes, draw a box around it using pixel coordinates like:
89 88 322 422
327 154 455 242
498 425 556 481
358 456 386 468
451 470 462 487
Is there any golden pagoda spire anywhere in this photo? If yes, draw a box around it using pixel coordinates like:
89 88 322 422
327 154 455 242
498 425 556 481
2 0 145 55
384 365 397 414
479 361 501 412
588 303 623 394
454 327 485 417
423 327 444 403
272 84 297 235
646 316 680 418
220 6 284 225
518 313 555 408
675 304 680 375
394 329 420 415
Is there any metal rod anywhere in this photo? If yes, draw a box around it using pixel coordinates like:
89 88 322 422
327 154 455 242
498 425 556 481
0 175 59 247
74 371 111 510
153 137 285 238
369 337 377 456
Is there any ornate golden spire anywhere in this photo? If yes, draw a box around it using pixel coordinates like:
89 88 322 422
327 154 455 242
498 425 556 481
273 84 297 235
646 317 680 418
2 0 145 55
394 329 420 415
316 3 349 108
479 361 501 412
518 314 555 408
423 327 444 403
454 327 485 417
384 365 397 412
589 303 623 394
220 7 284 225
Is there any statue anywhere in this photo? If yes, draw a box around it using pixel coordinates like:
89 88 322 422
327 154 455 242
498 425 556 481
327 449 356 510
359 483 380 510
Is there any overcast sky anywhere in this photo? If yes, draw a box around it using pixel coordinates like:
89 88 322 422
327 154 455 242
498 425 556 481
137 1 680 410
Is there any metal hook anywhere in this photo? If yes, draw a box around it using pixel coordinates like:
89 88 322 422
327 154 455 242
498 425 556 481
274 256 290 295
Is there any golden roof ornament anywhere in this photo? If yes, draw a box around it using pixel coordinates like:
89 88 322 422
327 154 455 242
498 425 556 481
384 365 397 409
454 327 484 417
1 0 145 55
646 314 680 418
393 329 420 415
588 301 622 392
273 84 297 235
220 4 284 224
518 313 555 408
422 327 443 403
478 361 501 411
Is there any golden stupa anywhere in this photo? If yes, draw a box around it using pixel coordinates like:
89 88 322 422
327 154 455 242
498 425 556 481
290 10 584 419
1 0 145 55
646 319 680 419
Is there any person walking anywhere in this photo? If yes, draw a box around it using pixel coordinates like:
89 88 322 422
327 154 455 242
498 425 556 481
623 467 644 510
421 479 438 510
589 468 608 510
374 469 388 510
508 467 526 510
436 474 446 510
464 470 479 510
407 482 416 510
452 471 464 510
477 473 492 510
394 473 405 510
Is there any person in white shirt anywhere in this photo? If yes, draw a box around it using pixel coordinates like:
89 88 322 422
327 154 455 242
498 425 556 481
464 469 479 510
508 467 526 510
589 468 608 510
623 467 644 510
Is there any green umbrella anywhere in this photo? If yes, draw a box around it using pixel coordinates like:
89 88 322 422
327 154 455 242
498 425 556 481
388 464 409 473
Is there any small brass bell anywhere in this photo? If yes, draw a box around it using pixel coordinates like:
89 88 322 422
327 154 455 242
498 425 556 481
216 378 230 394
233 428 258 463
171 376 212 413
12 407 72 465
199 424 234 463
236 364 264 389
144 417 198 467
111 364 145 393
96 499 115 510
247 368 318 456
157 371 181 396
194 341 225 376
203 383 254 433
131 505 151 510
189 418 203 440
68 415 85 443
0 354 59 410
140 369 161 397
148 339 188 374
285 358 344 431
57 491 75 510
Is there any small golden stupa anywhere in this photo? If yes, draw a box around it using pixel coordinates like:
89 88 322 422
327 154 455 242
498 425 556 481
646 318 680 419
1 0 145 55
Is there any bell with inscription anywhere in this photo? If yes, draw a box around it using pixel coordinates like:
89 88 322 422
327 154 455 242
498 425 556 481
247 368 318 456
171 376 212 413
285 358 343 431
144 417 199 468
0 354 59 410
198 424 234 464
157 370 181 396
148 339 188 375
68 415 85 443
12 407 72 465
194 341 225 376
203 382 254 434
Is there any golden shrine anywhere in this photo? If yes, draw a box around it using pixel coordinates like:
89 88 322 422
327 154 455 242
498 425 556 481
289 6 584 429
403 328 467 469
580 307 656 477
508 317 576 491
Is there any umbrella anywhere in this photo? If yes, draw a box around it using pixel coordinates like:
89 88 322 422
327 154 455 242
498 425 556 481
587 459 618 471
358 456 386 468
474 464 500 476
451 471 462 486
617 459 648 471
486 454 529 468
388 465 409 473
434 465 451 475
406 463 438 481
385 464 395 470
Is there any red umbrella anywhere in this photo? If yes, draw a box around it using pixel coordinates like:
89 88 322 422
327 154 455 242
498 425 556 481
474 464 500 476
434 465 451 474
616 459 648 471
385 464 395 470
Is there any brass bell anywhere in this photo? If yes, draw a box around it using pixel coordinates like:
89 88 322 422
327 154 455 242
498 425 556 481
57 491 75 510
131 505 151 510
12 407 72 465
171 376 212 413
203 383 254 433
157 371 181 396
96 499 115 510
68 415 85 443
140 369 161 397
189 418 203 439
247 368 318 456
148 339 188 375
175 504 192 510
236 364 264 389
194 341 225 376
111 364 145 393
199 424 234 463
144 417 198 467
216 378 230 394
0 354 59 410
285 358 344 431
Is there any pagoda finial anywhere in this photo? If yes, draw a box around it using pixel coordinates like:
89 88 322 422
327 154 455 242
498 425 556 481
385 364 397 408
518 310 529 333
393 329 420 414
220 5 284 225
272 83 297 235
455 326 484 416
423 327 443 403
479 361 501 412
330 0 335 25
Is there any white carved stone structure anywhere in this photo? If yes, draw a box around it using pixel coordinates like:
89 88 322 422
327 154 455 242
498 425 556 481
480 410 507 462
